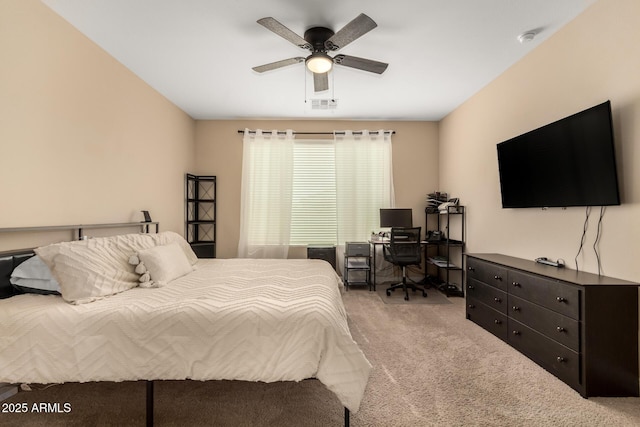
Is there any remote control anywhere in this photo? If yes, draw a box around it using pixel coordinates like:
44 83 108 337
535 257 563 268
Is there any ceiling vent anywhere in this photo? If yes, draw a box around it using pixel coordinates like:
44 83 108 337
310 99 338 110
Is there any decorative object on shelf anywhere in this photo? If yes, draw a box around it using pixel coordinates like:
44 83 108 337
438 198 460 214
141 210 152 222
185 174 216 258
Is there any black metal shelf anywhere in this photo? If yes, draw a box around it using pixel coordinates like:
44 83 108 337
425 205 466 297
186 174 216 259
0 222 158 240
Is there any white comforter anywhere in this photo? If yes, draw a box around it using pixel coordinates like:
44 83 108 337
0 258 371 412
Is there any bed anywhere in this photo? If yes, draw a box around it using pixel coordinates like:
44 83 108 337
0 231 371 425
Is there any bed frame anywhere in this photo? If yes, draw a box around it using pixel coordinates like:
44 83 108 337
0 248 351 426
0 248 35 299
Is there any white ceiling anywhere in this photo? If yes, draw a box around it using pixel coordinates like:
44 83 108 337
42 0 596 121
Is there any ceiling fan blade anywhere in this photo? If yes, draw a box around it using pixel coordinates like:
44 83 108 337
257 17 311 49
325 13 377 51
334 54 388 74
252 57 305 73
313 72 329 92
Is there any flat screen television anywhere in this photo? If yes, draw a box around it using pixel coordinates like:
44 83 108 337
379 208 413 228
497 101 620 208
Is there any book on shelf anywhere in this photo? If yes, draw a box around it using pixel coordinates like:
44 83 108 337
426 192 448 213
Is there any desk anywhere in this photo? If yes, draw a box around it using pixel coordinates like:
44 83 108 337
369 239 429 289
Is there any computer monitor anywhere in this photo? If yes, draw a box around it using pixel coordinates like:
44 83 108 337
379 208 413 228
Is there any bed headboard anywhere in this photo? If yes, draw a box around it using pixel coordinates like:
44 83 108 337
0 249 36 299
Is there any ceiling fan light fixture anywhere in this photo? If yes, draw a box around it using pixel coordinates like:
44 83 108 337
306 53 333 73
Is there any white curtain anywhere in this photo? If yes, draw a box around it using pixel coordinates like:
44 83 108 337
334 130 395 242
334 130 395 271
238 129 295 258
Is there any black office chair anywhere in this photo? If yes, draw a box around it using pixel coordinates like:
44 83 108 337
383 227 427 301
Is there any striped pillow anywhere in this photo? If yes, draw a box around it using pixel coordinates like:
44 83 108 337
36 233 158 304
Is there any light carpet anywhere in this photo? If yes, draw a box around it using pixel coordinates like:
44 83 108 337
374 282 452 304
1 288 639 426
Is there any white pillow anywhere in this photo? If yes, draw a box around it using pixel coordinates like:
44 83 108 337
136 242 194 286
35 233 159 304
10 255 61 294
153 231 199 265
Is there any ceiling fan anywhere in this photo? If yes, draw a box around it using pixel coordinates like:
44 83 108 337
252 13 388 92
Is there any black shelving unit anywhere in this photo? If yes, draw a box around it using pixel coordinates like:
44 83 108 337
425 205 465 296
185 174 216 258
343 242 372 291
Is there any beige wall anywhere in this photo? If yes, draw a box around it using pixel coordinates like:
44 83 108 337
0 0 196 251
5 0 637 283
439 0 640 281
195 120 439 258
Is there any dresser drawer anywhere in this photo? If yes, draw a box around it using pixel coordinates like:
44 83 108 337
467 278 507 314
508 270 579 320
508 319 580 390
467 257 508 291
466 297 508 341
508 295 579 352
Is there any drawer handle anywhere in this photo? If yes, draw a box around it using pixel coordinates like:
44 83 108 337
494 275 502 281
494 297 502 303
468 304 475 309
494 319 502 325
557 357 566 363
512 330 520 335
468 266 475 272
556 296 567 303
512 306 520 312
468 285 475 290
556 326 566 333
512 281 521 287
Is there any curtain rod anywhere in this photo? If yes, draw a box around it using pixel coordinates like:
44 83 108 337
237 130 395 136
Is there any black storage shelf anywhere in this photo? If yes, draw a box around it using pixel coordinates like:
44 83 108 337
425 205 466 297
186 174 216 258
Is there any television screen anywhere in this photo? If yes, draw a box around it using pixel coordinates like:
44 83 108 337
497 101 620 208
379 208 413 228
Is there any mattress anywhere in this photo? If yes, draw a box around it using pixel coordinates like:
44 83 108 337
0 258 371 412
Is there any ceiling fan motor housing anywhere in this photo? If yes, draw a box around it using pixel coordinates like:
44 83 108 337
304 27 335 51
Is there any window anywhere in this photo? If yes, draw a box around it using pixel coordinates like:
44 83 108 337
238 129 394 258
291 140 337 245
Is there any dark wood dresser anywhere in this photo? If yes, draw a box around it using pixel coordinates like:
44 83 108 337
465 253 639 397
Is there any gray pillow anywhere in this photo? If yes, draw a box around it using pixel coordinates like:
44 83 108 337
10 255 61 295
